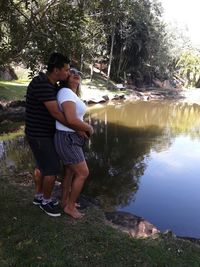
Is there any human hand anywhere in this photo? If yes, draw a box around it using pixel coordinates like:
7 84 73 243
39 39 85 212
77 131 89 139
86 125 94 137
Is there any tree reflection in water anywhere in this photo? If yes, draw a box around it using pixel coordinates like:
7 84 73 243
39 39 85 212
84 119 166 210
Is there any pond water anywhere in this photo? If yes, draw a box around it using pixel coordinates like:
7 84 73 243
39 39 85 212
1 100 200 238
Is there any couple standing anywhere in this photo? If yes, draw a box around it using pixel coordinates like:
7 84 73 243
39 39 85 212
25 52 93 219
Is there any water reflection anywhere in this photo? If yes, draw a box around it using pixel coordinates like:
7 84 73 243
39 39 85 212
1 101 200 237
84 101 200 209
84 123 165 209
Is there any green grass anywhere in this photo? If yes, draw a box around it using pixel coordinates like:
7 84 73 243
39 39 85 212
0 81 28 101
82 71 117 92
0 70 123 102
1 174 200 267
0 121 23 133
0 76 118 103
0 123 24 140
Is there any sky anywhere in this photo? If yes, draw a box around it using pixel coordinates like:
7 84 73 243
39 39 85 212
161 0 200 47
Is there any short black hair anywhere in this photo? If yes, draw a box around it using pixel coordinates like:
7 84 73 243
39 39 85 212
47 52 70 72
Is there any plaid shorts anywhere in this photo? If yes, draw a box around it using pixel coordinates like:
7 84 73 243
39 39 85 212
54 130 85 165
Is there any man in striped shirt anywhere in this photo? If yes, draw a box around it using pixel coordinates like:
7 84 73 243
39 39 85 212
25 52 71 217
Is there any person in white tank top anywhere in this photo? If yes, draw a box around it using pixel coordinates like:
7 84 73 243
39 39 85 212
54 68 93 219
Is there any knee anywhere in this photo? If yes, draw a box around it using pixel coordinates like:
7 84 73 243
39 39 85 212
43 175 56 182
34 168 41 177
79 168 89 180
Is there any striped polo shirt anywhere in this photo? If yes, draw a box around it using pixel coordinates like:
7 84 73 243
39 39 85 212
25 72 58 138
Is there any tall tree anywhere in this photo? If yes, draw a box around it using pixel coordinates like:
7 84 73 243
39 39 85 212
1 0 194 87
0 0 85 73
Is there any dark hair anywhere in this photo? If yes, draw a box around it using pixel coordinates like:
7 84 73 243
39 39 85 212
59 79 81 97
59 80 68 88
47 52 70 72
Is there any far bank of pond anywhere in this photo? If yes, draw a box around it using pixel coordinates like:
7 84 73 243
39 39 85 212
1 100 200 239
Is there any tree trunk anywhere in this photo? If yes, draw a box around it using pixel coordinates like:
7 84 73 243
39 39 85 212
116 46 124 78
196 77 200 88
80 53 84 72
90 60 94 81
107 26 115 88
100 60 103 74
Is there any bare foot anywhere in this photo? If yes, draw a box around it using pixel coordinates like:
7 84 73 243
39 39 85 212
75 202 81 208
61 201 80 209
64 206 84 219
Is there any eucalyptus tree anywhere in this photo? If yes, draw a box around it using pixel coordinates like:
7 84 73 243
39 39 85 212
77 0 126 81
108 0 172 82
81 0 173 83
78 0 135 82
80 13 106 80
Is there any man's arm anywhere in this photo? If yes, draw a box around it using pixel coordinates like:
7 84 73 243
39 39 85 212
61 101 93 134
44 100 68 126
44 100 93 134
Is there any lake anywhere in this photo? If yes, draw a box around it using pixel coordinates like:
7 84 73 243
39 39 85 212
1 100 200 238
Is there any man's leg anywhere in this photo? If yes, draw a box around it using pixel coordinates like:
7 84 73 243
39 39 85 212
39 174 61 217
27 136 61 216
42 175 56 200
32 168 43 205
34 168 43 194
33 168 59 205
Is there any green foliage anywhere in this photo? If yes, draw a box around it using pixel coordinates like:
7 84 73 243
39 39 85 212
109 0 172 80
176 50 200 87
0 0 85 74
0 1 28 65
81 15 106 60
0 0 196 85
21 0 85 75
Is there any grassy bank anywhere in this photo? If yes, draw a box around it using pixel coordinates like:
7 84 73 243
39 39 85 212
0 72 120 102
1 173 200 267
0 81 28 101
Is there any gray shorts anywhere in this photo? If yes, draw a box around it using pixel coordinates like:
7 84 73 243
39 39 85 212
54 130 85 165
